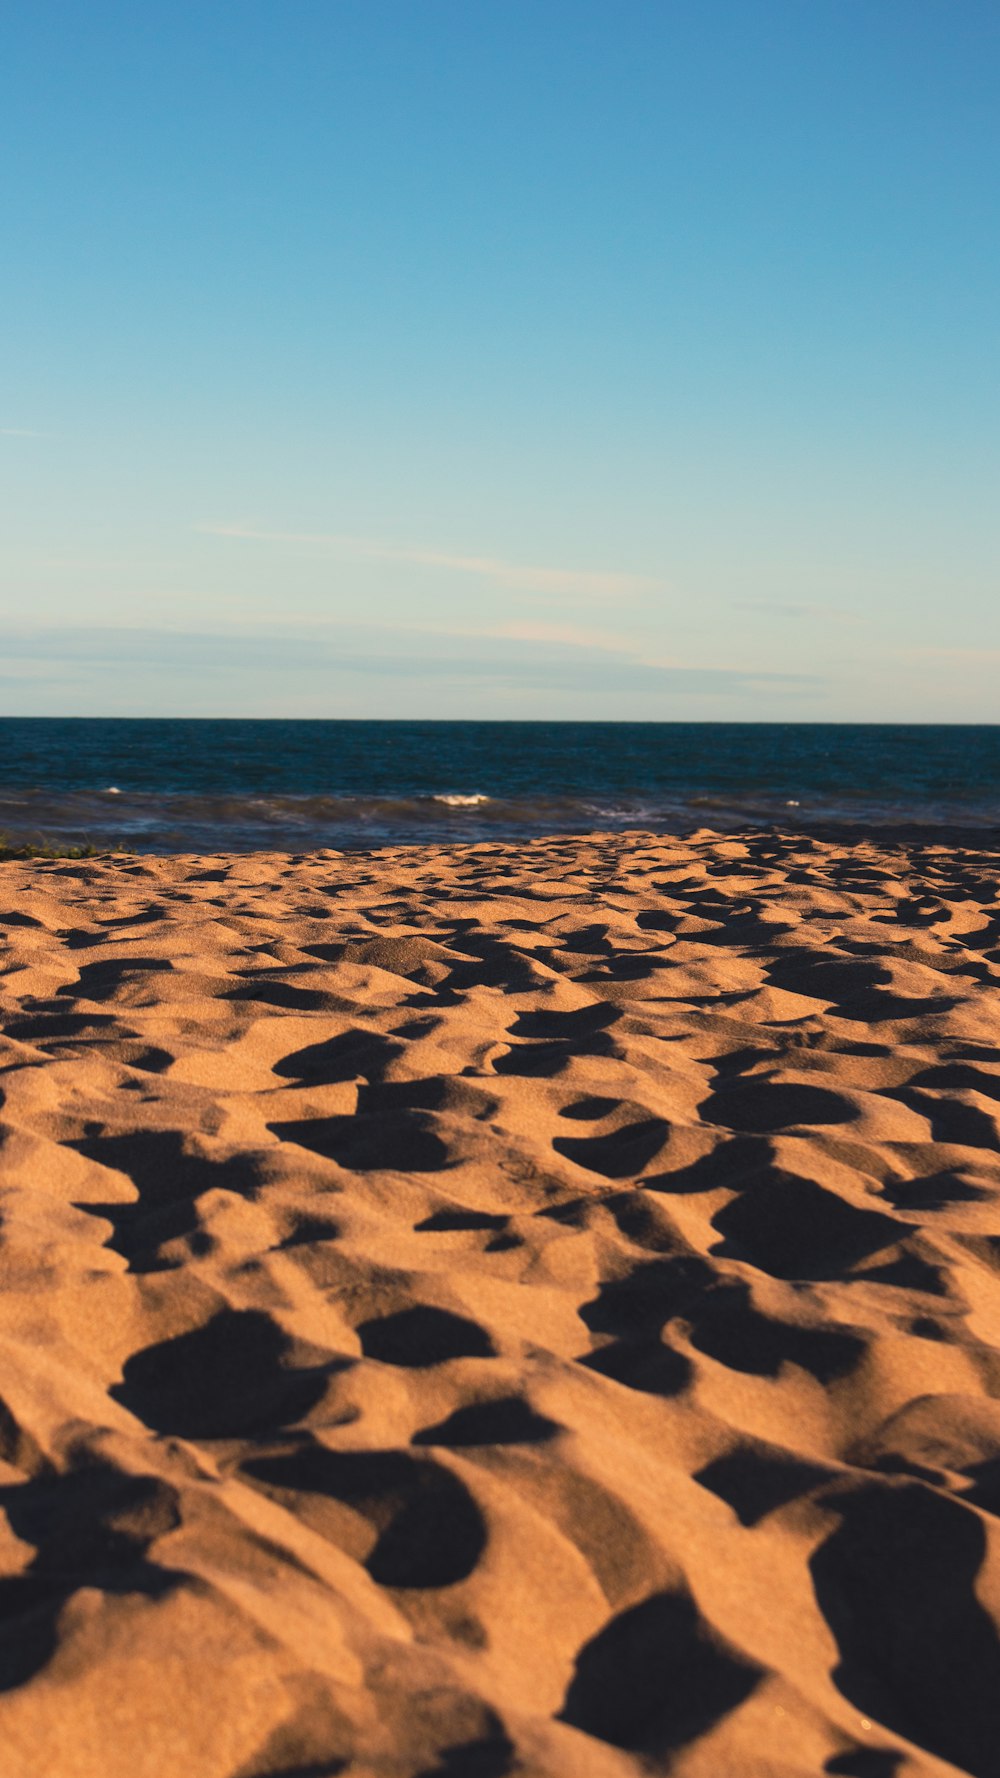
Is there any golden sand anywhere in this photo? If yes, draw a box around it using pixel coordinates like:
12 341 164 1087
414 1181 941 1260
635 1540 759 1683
2 828 1000 1776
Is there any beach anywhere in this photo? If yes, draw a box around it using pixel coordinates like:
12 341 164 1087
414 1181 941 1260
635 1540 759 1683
2 825 1000 1776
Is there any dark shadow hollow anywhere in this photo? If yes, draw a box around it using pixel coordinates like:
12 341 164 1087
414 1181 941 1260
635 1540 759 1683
559 1589 761 1753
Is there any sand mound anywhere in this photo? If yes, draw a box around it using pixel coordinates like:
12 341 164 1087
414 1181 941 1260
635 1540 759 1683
2 827 1000 1776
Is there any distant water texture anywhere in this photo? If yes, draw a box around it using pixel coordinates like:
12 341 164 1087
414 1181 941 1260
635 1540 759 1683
1 720 998 853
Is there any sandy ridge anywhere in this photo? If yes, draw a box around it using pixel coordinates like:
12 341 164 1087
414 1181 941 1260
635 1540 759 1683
1 827 1000 1777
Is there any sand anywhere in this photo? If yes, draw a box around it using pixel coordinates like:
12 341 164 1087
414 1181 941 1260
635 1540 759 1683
2 827 1000 1778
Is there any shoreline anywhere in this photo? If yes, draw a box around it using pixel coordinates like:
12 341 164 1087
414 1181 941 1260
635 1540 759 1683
2 827 1000 1774
5 814 1000 863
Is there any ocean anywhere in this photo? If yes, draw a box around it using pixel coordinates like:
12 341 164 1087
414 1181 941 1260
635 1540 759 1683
1 719 998 853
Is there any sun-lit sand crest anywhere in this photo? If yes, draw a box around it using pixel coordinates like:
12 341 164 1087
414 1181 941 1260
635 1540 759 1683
1 827 1000 1775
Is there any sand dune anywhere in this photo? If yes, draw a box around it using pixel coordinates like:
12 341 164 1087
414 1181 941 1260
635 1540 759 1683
2 827 1000 1776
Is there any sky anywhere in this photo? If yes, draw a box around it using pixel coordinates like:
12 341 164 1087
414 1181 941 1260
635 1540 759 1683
2 0 998 720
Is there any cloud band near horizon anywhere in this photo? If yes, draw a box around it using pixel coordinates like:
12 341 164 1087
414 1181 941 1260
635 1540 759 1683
198 523 659 599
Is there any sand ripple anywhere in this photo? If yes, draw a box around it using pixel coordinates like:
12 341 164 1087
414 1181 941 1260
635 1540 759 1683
2 828 1000 1775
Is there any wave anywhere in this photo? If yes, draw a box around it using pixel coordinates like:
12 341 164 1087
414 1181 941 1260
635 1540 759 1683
3 779 1000 854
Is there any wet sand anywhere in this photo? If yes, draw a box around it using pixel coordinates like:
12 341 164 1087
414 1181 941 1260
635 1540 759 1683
2 827 1000 1777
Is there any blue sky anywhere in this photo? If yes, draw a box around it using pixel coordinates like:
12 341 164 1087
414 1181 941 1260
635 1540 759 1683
2 1 998 719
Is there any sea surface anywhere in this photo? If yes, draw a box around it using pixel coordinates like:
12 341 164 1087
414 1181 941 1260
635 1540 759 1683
1 719 999 853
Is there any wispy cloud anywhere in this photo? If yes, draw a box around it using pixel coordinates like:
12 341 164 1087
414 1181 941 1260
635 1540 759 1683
199 523 657 599
0 622 819 700
487 621 640 653
734 600 860 621
902 645 1000 664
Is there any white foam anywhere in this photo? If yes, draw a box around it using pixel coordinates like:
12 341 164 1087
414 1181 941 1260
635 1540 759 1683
432 793 491 807
105 786 122 795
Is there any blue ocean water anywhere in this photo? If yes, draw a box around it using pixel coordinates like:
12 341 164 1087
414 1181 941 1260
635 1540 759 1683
1 719 998 852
